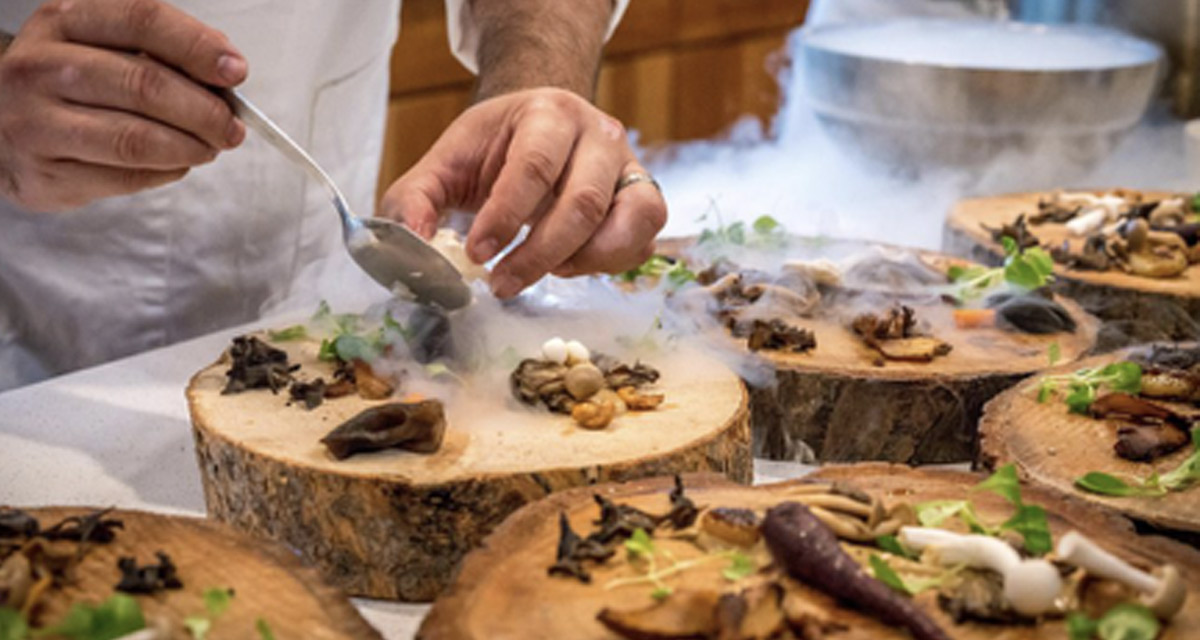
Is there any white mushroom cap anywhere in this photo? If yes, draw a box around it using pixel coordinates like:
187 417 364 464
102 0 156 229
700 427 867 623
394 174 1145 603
1057 530 1187 620
1004 559 1064 617
541 337 568 364
565 340 590 365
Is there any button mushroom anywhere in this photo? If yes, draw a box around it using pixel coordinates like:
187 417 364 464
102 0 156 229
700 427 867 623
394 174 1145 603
898 527 1063 617
564 363 605 401
541 337 569 364
1056 531 1187 620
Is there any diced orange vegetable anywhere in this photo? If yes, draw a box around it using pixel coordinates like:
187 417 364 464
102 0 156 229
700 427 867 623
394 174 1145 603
953 308 997 329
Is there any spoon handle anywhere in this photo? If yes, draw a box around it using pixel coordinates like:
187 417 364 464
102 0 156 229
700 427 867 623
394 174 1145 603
221 89 358 229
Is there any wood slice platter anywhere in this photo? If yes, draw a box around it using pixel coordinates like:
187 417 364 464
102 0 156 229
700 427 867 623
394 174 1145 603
979 348 1200 535
943 190 1200 349
7 507 378 639
418 465 1200 640
187 338 751 602
657 237 1099 465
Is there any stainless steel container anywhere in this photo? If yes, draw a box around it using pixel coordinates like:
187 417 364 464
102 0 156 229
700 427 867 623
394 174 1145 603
1008 0 1200 118
801 19 1163 171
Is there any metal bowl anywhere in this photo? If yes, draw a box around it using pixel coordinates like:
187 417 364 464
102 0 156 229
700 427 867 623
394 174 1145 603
800 19 1164 172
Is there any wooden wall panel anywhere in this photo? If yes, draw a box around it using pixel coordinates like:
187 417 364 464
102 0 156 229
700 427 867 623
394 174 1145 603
377 0 808 196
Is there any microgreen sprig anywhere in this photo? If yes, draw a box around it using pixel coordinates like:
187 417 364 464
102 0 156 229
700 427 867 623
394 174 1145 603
913 464 1052 555
605 528 758 600
1035 361 1142 414
948 236 1055 302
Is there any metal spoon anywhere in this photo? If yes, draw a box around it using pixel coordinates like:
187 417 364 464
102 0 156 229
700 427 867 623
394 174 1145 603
223 89 472 310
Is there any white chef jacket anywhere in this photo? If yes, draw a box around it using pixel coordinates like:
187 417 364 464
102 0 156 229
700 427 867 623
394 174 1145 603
0 0 628 392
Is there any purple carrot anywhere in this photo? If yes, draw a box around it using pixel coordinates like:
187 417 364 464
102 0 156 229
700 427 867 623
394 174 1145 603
762 501 951 640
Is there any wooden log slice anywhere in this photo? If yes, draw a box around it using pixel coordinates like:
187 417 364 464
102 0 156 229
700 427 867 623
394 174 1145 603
11 507 378 639
187 338 751 602
419 465 1200 640
657 237 1099 465
943 190 1200 350
979 347 1200 535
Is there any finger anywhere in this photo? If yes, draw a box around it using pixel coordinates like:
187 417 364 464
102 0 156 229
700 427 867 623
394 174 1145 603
380 167 449 240
489 133 623 298
48 43 242 150
40 160 187 208
37 103 217 169
554 163 668 276
45 0 247 86
465 113 577 265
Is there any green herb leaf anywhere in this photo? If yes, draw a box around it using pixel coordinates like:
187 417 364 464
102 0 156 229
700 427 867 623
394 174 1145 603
722 552 756 581
973 464 1023 506
255 618 276 640
875 535 918 560
726 222 746 245
1037 382 1054 403
1101 362 1143 394
1001 504 1052 555
1191 191 1200 214
1075 472 1146 497
202 587 234 618
752 215 780 235
0 608 27 640
267 325 307 342
624 528 656 560
184 617 211 640
1001 236 1019 256
311 300 332 322
650 586 673 601
1065 381 1097 414
317 338 337 362
868 555 913 595
1047 342 1062 366
36 594 145 640
1096 603 1160 640
1068 612 1100 640
1154 426 1200 492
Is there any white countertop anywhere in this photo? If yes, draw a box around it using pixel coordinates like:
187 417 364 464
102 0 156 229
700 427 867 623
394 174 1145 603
0 316 815 639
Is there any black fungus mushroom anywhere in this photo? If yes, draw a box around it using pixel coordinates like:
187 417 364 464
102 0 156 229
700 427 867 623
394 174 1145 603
0 509 38 538
41 508 123 543
288 378 327 410
222 335 297 394
547 512 615 583
115 551 183 594
663 475 699 530
589 494 661 544
320 399 446 460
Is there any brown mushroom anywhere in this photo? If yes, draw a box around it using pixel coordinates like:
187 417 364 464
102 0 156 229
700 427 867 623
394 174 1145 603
565 363 605 401
617 386 665 411
572 399 616 430
715 583 787 640
320 399 446 459
353 360 395 400
597 589 721 640
701 508 761 547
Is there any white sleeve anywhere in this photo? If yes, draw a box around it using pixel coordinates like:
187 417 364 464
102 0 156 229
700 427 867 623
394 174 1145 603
443 0 631 74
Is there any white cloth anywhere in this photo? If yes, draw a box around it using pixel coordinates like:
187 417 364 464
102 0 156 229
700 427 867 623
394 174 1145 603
0 0 627 392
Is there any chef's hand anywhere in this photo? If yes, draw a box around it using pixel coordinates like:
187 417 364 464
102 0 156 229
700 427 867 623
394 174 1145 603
0 0 246 212
381 88 667 299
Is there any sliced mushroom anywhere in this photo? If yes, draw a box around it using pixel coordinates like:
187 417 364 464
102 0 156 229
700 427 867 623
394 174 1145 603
353 360 395 400
701 508 761 547
597 589 721 640
617 386 665 411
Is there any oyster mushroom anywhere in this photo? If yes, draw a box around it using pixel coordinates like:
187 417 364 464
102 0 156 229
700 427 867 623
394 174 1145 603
616 386 664 411
597 589 721 639
1056 531 1187 620
1148 198 1187 227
